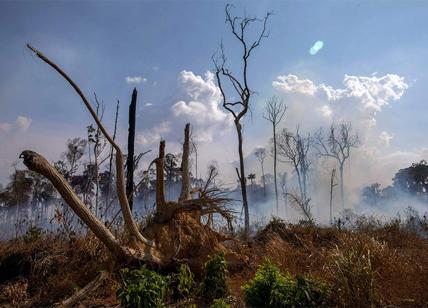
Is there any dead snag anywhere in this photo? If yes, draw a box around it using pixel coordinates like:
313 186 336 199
179 123 191 202
19 151 161 264
26 44 152 248
126 88 138 210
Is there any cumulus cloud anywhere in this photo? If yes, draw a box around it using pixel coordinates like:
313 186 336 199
0 116 32 133
273 73 408 127
136 121 171 145
171 70 232 142
125 76 148 84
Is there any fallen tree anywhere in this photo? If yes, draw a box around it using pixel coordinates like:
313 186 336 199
22 45 235 268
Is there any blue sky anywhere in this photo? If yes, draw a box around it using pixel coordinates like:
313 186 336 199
1 0 427 189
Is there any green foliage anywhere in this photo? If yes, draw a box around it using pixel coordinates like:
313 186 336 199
242 259 329 308
242 259 294 307
170 263 194 300
199 252 229 301
293 275 329 307
210 298 230 308
117 265 168 308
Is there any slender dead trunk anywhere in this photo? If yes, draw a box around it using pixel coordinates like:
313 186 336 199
126 88 137 211
273 124 279 214
235 121 249 235
339 163 345 210
329 168 336 224
261 161 266 196
105 100 119 218
155 141 166 208
179 124 191 202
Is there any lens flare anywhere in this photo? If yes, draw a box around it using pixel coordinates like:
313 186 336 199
309 40 324 55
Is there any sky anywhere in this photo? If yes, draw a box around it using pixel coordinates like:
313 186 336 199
1 0 428 202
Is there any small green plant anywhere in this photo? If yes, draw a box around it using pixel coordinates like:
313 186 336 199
199 252 229 302
242 259 294 307
117 265 168 308
293 275 329 307
242 259 329 307
170 263 194 300
210 298 231 308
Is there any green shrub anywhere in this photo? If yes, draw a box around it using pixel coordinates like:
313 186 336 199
243 259 329 307
293 275 329 307
170 263 194 300
210 298 230 308
242 259 294 307
199 252 229 301
117 265 168 308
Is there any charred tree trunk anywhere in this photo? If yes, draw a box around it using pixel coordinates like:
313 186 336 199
179 123 191 202
155 140 166 209
126 88 137 210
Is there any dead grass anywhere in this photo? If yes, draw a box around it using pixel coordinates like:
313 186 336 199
0 218 427 307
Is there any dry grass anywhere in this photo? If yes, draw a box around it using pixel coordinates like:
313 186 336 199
0 217 427 307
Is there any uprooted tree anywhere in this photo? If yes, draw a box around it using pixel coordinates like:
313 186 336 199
21 44 235 267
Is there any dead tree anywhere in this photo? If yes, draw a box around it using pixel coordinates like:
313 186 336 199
287 191 313 223
24 44 158 262
179 123 191 202
254 147 266 196
104 100 119 218
277 127 312 202
213 4 271 236
314 123 359 210
126 88 138 210
280 172 288 216
263 96 286 214
24 44 234 267
329 168 338 224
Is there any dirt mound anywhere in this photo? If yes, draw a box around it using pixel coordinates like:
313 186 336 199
143 212 246 272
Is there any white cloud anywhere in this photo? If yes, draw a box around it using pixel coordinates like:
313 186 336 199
125 76 148 84
0 116 32 133
273 73 408 126
171 70 232 142
136 121 171 145
378 131 394 147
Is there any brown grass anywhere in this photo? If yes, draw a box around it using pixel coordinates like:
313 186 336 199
0 218 427 307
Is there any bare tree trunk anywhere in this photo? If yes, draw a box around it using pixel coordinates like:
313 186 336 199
126 88 137 211
261 161 266 196
179 123 191 202
155 141 166 208
339 163 345 210
20 151 127 258
329 168 336 224
236 121 249 235
273 125 279 214
105 100 119 219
